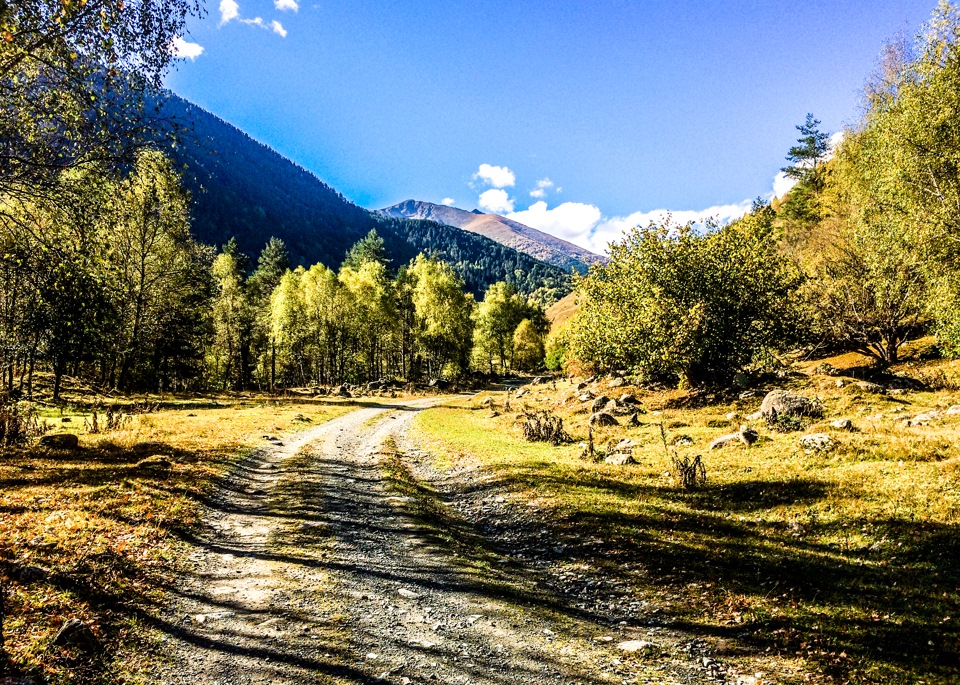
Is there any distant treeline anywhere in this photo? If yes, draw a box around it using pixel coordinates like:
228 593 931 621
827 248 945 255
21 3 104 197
0 153 549 397
559 2 960 385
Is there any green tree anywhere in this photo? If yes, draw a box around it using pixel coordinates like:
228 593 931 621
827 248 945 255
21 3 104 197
569 214 804 386
342 229 389 270
408 255 474 378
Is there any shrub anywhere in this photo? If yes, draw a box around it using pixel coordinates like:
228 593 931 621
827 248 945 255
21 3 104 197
568 211 805 386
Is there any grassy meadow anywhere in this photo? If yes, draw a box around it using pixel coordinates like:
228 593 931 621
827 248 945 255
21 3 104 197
411 350 960 684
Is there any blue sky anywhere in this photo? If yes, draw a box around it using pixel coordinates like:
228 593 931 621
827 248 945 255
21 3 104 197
167 0 936 253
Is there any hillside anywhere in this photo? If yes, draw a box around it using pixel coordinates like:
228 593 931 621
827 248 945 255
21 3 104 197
155 95 569 297
546 291 579 334
379 199 606 273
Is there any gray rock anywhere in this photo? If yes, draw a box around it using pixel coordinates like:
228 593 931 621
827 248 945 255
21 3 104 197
578 392 594 402
604 453 635 465
617 639 658 652
52 618 100 651
619 393 637 405
831 418 854 431
710 433 741 450
136 455 172 475
590 395 611 413
760 390 823 421
39 433 79 449
608 377 625 388
946 405 960 416
15 564 47 583
856 380 887 394
738 390 758 399
799 433 833 452
725 411 740 421
673 435 694 446
589 412 618 427
902 411 940 427
575 381 588 391
745 411 763 422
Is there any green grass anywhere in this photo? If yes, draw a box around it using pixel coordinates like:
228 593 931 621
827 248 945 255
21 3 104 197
411 365 960 684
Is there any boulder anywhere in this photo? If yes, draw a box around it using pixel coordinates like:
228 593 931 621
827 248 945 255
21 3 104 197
946 405 960 416
732 373 751 388
578 391 594 402
575 381 588 391
799 433 833 452
39 433 79 449
589 412 618 427
745 411 762 422
51 618 100 651
608 377 625 388
709 433 741 450
739 425 759 446
902 411 939 427
619 393 637 405
855 381 887 394
617 640 658 653
604 453 635 465
673 435 694 446
760 390 822 421
136 455 172 475
831 418 854 431
590 395 610 413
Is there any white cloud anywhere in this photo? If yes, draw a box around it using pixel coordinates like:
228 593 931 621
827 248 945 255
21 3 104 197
474 164 516 189
506 199 753 255
529 177 554 199
508 201 603 245
275 0 298 10
219 0 239 24
220 0 287 36
440 197 456 207
478 189 515 213
772 171 797 200
171 36 204 60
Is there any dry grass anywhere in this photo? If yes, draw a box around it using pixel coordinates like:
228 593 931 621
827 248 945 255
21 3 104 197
0 395 355 684
412 356 960 684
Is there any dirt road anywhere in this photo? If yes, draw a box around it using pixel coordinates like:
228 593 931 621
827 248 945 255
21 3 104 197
153 398 709 684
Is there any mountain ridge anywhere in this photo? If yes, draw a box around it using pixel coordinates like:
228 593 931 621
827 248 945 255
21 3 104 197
155 94 570 299
378 199 606 273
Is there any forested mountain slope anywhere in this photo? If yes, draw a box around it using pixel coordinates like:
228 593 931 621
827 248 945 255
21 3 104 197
380 199 605 273
157 94 569 296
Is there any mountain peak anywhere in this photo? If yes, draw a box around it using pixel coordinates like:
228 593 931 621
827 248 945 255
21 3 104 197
378 200 605 273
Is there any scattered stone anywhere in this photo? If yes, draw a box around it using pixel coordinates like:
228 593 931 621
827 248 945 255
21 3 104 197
799 433 833 452
594 635 615 643
39 433 79 449
293 413 312 422
619 393 637 405
604 453 635 466
856 380 887 394
814 362 840 376
397 588 420 599
902 412 940 427
835 379 846 388
136 455 172 475
673 435 694 446
575 381 588 391
614 438 637 450
61 417 71 423
628 412 642 427
617 640 658 653
738 390 758 399
608 377 625 388
577 392 594 403
51 618 100 651
14 564 46 583
725 411 740 421
745 411 762 422
589 412 618 427
760 389 823 421
946 405 960 416
590 395 611 413
710 425 757 449
710 433 741 450
831 418 854 431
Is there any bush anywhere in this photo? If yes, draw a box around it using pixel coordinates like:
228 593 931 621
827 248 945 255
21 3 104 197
568 211 805 386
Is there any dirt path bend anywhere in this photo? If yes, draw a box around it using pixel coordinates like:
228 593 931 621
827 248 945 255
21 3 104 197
154 399 706 685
